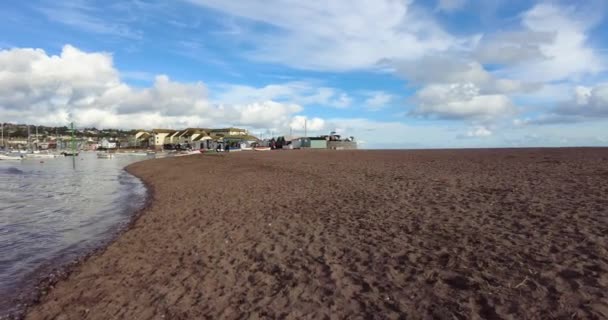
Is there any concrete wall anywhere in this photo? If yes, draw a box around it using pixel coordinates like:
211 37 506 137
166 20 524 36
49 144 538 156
327 141 357 150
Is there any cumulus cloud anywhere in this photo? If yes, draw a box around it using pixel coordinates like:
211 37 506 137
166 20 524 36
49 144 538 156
186 0 605 132
466 126 492 138
513 83 608 126
555 84 608 117
474 30 555 65
410 83 516 120
392 55 537 121
213 82 353 109
0 45 306 130
289 115 326 132
188 0 457 71
393 56 540 95
364 91 393 110
501 3 605 82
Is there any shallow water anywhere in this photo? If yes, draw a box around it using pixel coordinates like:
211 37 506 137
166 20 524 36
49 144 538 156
0 152 148 314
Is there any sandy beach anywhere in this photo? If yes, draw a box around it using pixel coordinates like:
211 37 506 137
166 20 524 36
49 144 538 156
20 148 608 319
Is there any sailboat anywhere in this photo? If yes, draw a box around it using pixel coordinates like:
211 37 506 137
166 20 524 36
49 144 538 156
23 125 58 159
61 122 79 156
0 124 22 160
0 122 4 152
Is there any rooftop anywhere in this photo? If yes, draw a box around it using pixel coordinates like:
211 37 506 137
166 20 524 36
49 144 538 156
210 127 247 132
152 129 177 134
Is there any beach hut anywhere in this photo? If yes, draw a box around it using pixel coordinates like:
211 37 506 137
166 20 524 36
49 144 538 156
292 137 327 149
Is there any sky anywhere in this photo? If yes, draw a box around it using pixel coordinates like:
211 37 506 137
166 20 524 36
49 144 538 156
1 0 607 148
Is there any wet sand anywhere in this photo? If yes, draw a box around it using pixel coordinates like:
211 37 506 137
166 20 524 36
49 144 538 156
23 149 608 319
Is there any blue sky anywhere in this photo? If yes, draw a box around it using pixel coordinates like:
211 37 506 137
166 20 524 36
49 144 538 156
1 0 607 148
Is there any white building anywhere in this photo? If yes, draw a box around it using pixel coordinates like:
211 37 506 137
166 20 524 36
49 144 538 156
100 138 117 149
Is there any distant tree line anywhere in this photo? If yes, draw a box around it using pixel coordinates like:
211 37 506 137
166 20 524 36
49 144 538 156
1 123 136 139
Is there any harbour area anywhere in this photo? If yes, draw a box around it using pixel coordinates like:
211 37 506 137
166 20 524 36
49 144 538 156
16 148 608 319
0 152 147 317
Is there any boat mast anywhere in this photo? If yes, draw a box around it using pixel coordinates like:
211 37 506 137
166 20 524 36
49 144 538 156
70 122 76 156
28 125 31 151
1 122 3 149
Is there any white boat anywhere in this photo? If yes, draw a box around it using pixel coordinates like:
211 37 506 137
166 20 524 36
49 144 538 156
97 152 114 159
253 147 272 151
240 147 253 151
23 153 59 159
175 150 200 157
0 154 23 161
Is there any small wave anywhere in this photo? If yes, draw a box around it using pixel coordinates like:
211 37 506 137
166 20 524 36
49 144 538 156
1 167 24 175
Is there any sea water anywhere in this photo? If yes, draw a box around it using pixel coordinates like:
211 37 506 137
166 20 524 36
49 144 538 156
0 152 148 315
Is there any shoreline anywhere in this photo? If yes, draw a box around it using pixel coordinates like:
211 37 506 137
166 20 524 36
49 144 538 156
16 149 608 319
3 162 153 320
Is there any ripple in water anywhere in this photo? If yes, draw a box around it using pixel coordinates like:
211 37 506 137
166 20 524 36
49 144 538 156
0 153 149 315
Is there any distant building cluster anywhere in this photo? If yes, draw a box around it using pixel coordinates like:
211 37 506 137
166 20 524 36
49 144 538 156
1 123 356 151
137 127 256 151
132 127 356 151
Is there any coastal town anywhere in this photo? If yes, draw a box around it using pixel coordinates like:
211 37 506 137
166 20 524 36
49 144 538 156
0 123 357 156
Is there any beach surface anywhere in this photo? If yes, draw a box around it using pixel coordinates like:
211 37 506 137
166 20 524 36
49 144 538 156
23 149 608 319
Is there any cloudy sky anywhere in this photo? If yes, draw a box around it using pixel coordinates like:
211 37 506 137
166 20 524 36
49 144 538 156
1 0 607 148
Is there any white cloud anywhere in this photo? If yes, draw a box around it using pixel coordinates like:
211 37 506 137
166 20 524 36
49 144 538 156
213 82 353 108
188 0 457 71
364 91 393 110
411 83 516 120
466 126 492 137
392 55 537 122
500 3 605 82
436 0 467 12
289 115 326 133
0 45 306 130
474 30 554 65
511 83 608 125
35 2 141 39
555 83 608 117
393 56 540 95
229 101 302 128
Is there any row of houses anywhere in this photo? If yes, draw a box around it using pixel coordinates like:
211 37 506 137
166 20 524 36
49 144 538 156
133 127 257 150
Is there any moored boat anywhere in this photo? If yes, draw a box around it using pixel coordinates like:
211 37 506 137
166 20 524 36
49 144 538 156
253 147 272 151
23 152 59 159
97 152 114 159
0 154 23 160
61 151 79 156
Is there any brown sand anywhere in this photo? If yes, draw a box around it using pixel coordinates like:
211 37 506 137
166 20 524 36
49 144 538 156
22 148 608 319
